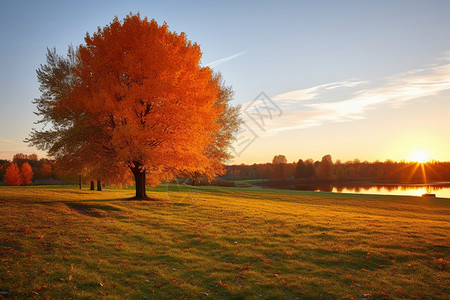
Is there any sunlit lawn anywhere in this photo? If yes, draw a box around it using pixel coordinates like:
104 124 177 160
0 185 448 299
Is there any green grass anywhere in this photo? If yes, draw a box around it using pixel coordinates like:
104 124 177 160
0 185 448 299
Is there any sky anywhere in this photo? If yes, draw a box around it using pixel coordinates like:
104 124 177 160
1 0 450 164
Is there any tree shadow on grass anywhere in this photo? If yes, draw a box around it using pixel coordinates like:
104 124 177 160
61 196 193 217
29 197 152 205
64 202 124 218
167 202 191 207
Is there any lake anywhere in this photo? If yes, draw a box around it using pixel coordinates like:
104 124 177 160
317 183 450 198
261 180 450 199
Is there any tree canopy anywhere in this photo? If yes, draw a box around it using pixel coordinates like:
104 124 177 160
27 14 240 199
4 163 22 186
3 162 34 186
272 154 288 178
316 154 334 180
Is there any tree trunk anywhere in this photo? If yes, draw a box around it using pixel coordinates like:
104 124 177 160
130 163 149 200
97 179 102 191
79 175 82 189
90 181 95 190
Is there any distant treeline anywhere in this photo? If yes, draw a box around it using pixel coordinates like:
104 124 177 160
0 153 68 185
3 153 450 186
223 155 450 183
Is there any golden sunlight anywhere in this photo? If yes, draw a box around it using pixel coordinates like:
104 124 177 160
410 150 430 163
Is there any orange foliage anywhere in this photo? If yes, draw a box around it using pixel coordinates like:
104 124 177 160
21 162 34 185
4 163 23 186
69 14 222 174
28 13 239 198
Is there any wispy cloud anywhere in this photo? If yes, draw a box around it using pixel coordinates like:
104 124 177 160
305 63 450 122
243 56 450 134
0 139 13 144
205 51 247 68
273 80 366 102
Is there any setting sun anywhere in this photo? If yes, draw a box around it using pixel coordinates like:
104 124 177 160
410 150 430 163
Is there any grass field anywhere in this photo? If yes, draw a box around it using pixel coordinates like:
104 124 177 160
0 185 448 299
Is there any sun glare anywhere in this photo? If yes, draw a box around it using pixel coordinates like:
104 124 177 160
410 150 430 163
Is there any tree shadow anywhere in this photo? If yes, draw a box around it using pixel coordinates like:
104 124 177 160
30 194 167 204
30 197 140 204
167 202 191 207
64 202 123 218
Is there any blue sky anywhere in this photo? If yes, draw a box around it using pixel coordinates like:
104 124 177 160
1 0 450 163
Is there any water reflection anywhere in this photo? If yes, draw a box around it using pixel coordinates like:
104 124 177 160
326 184 450 198
267 181 450 198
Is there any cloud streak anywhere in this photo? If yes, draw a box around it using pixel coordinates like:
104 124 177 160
205 51 247 67
273 80 366 102
243 56 450 134
306 63 450 122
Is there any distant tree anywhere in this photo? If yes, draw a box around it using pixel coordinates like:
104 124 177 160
376 168 384 179
39 163 53 178
335 165 346 180
304 159 315 178
28 154 38 161
26 14 239 199
285 162 297 178
13 153 27 162
12 153 28 167
295 159 306 179
0 162 5 181
13 153 38 163
316 154 334 180
20 162 34 185
272 155 287 178
224 159 450 182
4 163 23 186
347 166 358 179
230 168 241 180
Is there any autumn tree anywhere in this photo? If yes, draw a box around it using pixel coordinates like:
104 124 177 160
272 154 287 178
39 163 53 178
304 159 315 178
4 163 23 186
13 153 38 163
21 162 34 185
335 165 346 180
27 14 239 199
12 153 38 172
316 154 334 180
180 74 240 184
295 159 306 179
